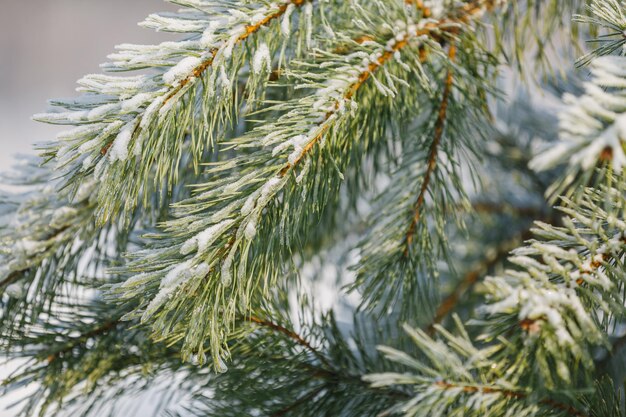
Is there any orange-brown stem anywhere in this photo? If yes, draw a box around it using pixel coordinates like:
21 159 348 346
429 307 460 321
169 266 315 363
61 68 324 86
404 44 457 253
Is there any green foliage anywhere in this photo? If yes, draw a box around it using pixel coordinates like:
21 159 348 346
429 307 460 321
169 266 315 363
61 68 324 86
2 0 626 416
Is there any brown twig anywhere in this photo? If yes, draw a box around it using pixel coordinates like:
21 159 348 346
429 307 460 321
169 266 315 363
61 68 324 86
404 44 457 253
0 270 25 290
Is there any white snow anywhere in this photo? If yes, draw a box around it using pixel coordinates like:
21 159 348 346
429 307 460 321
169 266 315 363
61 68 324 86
16 239 46 256
5 283 26 299
219 65 231 90
139 94 167 129
109 121 136 162
142 261 210 321
531 56 626 173
252 43 271 75
180 219 236 255
163 56 203 85
281 4 295 37
220 245 237 287
304 2 313 47
241 189 262 216
122 92 155 113
50 206 78 228
244 219 257 240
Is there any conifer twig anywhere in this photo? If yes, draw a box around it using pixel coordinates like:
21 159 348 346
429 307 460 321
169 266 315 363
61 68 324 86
404 44 457 252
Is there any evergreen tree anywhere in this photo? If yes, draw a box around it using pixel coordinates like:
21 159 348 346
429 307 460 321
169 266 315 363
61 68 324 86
2 0 626 415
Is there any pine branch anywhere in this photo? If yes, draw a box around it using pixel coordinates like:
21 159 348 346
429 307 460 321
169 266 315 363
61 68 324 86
530 53 626 200
365 320 589 417
2 1 617 416
478 184 626 387
349 42 494 319
113 0 499 368
427 203 559 331
432 381 588 417
33 0 320 234
45 320 119 364
269 385 326 417
575 0 626 66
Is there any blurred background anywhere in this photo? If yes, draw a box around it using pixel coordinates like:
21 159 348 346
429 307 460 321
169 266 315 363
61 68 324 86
0 1 177 415
0 0 176 168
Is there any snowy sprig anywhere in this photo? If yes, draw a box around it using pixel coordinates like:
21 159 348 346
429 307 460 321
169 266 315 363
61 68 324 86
481 185 626 387
34 0 317 227
364 319 589 417
349 42 495 322
530 56 626 198
575 0 626 66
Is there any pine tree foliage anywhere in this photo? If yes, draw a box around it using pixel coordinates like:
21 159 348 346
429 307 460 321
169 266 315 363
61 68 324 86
111 0 500 365
4 0 626 416
530 55 626 198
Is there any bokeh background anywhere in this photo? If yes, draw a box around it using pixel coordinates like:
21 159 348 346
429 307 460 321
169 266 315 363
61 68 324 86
0 0 177 168
0 1 178 414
